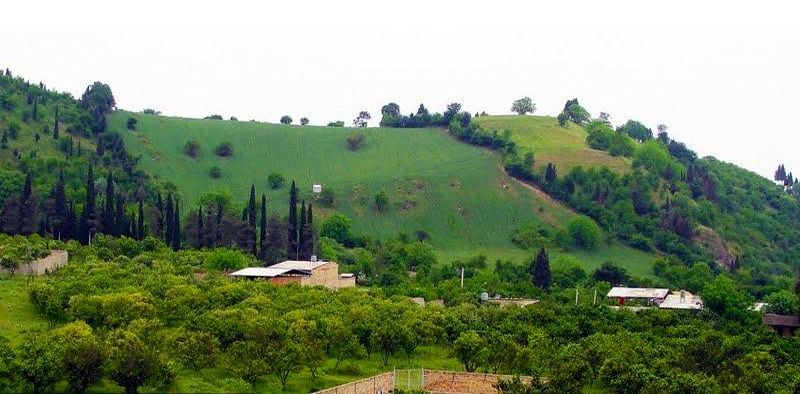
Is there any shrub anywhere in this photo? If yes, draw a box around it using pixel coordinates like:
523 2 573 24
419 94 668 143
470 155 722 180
184 140 200 158
327 121 345 127
126 117 137 130
566 216 601 250
512 224 550 250
320 213 352 245
346 132 365 151
267 173 285 189
215 142 233 157
764 291 799 315
209 167 222 179
593 261 629 285
318 188 335 207
7 121 20 140
206 248 251 271
374 190 389 212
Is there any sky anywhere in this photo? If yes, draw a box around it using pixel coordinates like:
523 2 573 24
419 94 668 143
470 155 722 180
1 0 798 179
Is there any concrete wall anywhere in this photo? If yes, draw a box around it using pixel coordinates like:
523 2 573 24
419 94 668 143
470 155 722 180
312 372 394 394
17 250 69 275
302 262 355 289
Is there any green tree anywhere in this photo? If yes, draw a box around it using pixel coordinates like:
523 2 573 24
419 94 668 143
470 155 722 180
511 97 535 115
79 82 116 133
259 194 267 260
267 173 285 189
175 330 219 371
320 213 352 245
265 213 287 264
300 117 309 125
703 275 753 322
764 290 799 315
374 190 389 212
106 330 157 394
14 335 63 394
353 111 371 128
529 247 552 291
52 322 105 394
288 180 299 259
280 115 293 124
126 117 137 130
452 331 485 372
566 216 601 250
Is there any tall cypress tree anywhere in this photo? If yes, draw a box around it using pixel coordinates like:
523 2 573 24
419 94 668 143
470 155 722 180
165 194 174 245
298 200 307 259
137 198 145 240
248 185 257 229
155 192 164 238
259 194 267 261
65 201 76 240
80 164 96 243
49 170 68 239
288 180 298 259
197 205 204 248
18 173 35 235
530 247 552 291
114 193 125 236
172 199 181 251
214 200 223 247
265 213 287 265
53 105 59 140
103 172 114 234
300 203 314 260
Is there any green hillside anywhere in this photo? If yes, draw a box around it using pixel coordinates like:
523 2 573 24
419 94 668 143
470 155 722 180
474 115 631 173
111 111 656 275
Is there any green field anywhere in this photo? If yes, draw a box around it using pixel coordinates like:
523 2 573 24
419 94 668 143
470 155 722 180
474 115 631 173
0 276 49 344
113 111 655 274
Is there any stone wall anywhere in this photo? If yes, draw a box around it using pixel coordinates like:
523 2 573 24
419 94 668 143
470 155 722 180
312 372 394 394
17 250 69 275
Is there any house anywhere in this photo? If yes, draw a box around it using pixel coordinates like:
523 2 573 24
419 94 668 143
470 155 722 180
229 258 355 289
659 290 703 310
763 314 800 337
607 287 669 306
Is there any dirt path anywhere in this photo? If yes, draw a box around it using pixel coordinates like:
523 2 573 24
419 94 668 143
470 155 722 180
499 164 579 214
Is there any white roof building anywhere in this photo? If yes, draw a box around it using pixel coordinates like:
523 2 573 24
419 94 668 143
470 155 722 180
659 290 703 310
607 287 670 299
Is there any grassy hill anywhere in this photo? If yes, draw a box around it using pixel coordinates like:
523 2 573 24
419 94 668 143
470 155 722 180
474 115 631 173
112 111 656 276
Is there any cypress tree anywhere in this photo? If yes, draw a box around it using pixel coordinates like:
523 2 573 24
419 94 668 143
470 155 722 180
53 105 59 140
80 165 97 243
172 199 181 251
65 201 76 240
31 99 38 121
288 180 298 259
266 213 287 265
214 200 223 246
530 247 552 291
155 192 164 238
300 203 314 260
103 172 114 234
165 194 174 245
114 193 125 236
248 185 257 229
18 173 35 235
545 163 558 183
49 170 67 239
259 194 267 260
137 198 145 240
298 200 307 259
197 205 204 248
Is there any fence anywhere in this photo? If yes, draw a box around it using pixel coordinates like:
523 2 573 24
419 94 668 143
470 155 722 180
313 369 530 394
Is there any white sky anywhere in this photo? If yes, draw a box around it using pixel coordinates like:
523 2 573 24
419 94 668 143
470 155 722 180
1 0 799 179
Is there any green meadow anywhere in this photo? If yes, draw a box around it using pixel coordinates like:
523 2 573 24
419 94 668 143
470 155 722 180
113 111 655 274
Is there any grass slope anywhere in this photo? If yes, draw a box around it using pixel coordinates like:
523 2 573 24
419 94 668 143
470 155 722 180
474 115 631 173
113 111 655 274
0 276 49 344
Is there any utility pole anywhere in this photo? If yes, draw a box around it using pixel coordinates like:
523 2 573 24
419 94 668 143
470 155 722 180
593 289 597 305
460 267 464 288
575 285 579 305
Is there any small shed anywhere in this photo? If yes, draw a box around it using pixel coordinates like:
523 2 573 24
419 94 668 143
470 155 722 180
763 314 800 337
312 184 322 193
607 287 669 306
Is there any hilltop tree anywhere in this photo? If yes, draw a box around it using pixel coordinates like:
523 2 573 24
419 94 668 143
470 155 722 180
288 181 299 259
511 97 535 115
416 104 430 117
529 247 552 291
381 103 401 117
444 102 461 123
775 164 787 182
557 112 569 127
618 120 652 142
353 111 371 128
300 117 309 125
280 115 293 124
562 99 591 125
79 82 116 134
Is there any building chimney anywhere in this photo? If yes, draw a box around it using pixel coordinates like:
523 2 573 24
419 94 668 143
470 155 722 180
310 255 317 262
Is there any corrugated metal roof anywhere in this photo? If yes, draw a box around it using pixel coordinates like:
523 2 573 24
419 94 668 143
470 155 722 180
229 267 292 277
271 260 329 271
659 290 703 310
607 287 669 299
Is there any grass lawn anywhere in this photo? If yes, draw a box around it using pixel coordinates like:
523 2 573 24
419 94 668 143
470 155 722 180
474 115 632 174
0 275 49 344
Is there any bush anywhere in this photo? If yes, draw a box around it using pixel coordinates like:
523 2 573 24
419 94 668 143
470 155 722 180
7 121 20 140
764 291 799 315
347 132 365 151
206 248 251 271
126 117 137 130
184 140 200 158
267 173 285 189
327 121 345 127
215 142 233 157
209 167 222 179
374 190 388 212
512 224 551 250
320 213 352 245
566 216 601 250
318 188 335 207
